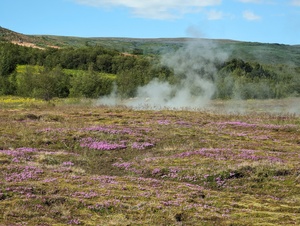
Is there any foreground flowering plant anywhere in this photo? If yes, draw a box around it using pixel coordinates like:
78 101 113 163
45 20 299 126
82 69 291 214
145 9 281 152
80 138 127 150
0 101 299 225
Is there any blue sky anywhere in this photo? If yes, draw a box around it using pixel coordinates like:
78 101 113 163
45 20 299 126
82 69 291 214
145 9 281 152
1 0 299 44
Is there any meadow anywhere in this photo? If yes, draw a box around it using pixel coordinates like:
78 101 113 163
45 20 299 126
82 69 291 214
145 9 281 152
0 96 299 225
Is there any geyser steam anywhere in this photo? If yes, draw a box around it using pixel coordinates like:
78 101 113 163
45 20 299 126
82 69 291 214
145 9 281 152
99 39 228 109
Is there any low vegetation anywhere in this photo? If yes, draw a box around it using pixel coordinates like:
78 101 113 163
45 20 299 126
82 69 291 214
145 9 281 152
0 97 299 225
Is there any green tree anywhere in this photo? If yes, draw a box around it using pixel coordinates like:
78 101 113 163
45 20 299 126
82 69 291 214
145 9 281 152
0 43 17 76
16 66 70 100
291 73 300 95
69 70 114 98
16 66 36 97
116 70 138 98
96 54 113 73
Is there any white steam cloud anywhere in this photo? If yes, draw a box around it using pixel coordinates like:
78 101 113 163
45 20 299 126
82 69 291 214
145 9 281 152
97 39 300 115
73 0 222 19
98 39 229 110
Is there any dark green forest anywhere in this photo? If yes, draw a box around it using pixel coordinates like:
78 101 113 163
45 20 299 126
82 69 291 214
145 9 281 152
0 40 299 101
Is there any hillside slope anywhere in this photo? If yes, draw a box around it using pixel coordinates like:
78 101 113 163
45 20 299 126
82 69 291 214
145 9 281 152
1 26 300 65
36 35 300 65
0 26 60 49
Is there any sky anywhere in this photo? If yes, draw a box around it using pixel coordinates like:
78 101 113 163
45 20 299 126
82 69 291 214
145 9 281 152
0 0 300 45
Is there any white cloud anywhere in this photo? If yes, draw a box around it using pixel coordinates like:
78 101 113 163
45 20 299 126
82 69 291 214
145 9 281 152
206 10 224 20
291 0 300 6
73 0 222 19
243 10 261 20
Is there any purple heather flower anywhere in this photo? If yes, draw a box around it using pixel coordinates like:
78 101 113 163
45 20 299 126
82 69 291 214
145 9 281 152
43 178 57 183
72 191 98 199
112 162 132 169
205 174 211 178
157 120 170 125
80 138 127 150
131 142 154 150
68 219 81 225
152 168 161 175
5 166 43 182
62 161 74 166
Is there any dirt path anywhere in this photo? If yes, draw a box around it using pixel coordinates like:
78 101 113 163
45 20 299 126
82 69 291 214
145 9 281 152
11 41 60 49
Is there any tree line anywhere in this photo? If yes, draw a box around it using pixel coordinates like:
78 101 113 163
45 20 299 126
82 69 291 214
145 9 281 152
0 42 174 99
215 59 300 99
0 42 299 100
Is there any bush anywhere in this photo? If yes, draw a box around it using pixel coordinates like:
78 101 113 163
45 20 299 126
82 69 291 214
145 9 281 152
16 66 70 100
69 70 114 98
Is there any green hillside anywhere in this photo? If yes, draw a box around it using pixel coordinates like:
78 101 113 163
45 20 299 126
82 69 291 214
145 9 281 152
1 26 300 101
1 26 300 65
37 35 300 66
0 26 61 48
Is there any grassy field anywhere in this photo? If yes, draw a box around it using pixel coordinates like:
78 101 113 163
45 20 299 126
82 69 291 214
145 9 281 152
16 65 117 80
0 97 299 225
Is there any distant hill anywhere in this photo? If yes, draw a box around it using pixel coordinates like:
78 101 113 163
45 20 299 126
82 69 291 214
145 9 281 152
1 26 300 66
0 26 60 49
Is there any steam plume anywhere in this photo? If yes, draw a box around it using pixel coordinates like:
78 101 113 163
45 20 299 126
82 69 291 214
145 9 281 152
125 39 228 109
98 39 229 109
97 38 300 115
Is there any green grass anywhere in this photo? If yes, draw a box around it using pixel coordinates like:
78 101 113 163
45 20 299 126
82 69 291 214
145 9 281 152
63 68 116 80
16 65 117 80
0 97 299 225
16 65 43 73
